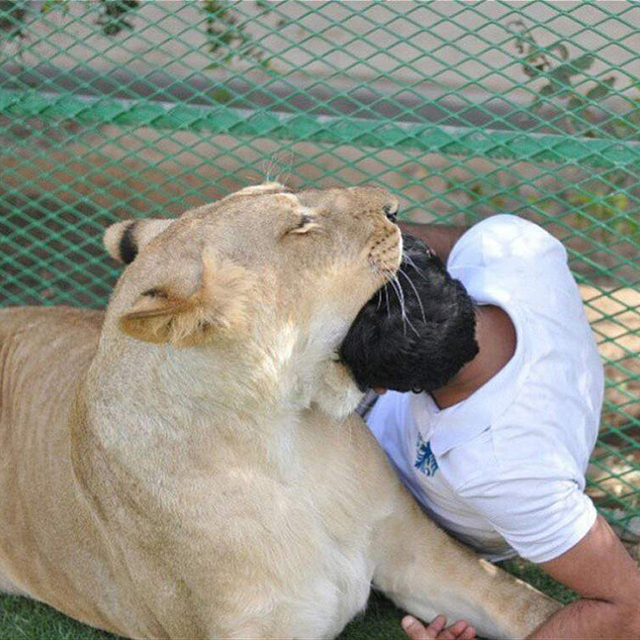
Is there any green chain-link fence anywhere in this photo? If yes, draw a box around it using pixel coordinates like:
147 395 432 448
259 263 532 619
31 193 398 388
0 1 639 539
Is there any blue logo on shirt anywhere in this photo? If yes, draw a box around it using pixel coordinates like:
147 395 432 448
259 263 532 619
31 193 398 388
415 433 438 477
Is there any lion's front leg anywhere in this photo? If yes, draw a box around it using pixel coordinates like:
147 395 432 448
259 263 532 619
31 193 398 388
372 498 560 640
0 574 25 596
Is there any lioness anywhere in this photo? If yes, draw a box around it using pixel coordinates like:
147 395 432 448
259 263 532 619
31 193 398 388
0 184 559 639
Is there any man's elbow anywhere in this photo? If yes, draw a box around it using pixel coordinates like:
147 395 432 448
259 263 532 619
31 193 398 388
614 600 640 638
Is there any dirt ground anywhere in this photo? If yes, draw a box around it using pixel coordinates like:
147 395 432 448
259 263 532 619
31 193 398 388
581 284 640 539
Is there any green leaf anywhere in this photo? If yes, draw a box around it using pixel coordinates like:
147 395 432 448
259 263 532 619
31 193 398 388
0 0 27 37
41 0 69 13
507 18 529 55
586 76 616 103
548 54 595 87
539 82 570 100
571 53 595 72
567 96 584 111
549 64 575 85
211 88 232 103
522 60 543 79
620 217 640 236
551 42 569 61
608 193 629 212
567 192 591 206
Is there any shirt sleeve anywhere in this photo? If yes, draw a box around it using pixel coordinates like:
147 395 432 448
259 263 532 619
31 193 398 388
446 214 575 308
448 214 567 271
456 470 598 563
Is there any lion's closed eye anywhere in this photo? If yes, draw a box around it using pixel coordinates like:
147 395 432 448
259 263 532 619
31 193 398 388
285 215 322 236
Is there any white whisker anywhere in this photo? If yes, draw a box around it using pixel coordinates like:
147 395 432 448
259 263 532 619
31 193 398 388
275 149 294 188
386 271 420 337
388 275 407 334
398 267 427 325
382 278 391 320
370 262 391 319
403 253 429 281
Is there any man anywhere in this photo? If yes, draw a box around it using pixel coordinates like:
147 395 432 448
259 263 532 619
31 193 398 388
343 215 640 639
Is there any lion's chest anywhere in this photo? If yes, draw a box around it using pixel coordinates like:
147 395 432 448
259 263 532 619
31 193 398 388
81 405 389 638
293 535 374 639
197 459 379 638
263 497 375 639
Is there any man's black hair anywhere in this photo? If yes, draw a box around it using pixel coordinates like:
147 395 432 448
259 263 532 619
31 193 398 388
339 233 479 393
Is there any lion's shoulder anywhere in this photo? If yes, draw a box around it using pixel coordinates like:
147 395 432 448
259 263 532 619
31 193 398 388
0 306 104 341
0 306 104 376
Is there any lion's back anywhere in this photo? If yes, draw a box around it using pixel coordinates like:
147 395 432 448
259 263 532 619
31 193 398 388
0 305 102 369
0 304 103 440
0 306 111 605
0 305 104 342
0 305 104 433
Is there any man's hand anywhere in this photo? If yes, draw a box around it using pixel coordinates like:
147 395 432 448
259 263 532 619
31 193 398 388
402 615 476 640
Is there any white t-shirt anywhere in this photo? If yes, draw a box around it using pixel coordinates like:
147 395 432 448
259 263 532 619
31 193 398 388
366 214 604 564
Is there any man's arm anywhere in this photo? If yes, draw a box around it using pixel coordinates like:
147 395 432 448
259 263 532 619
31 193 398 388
397 221 468 263
401 514 640 640
526 514 640 639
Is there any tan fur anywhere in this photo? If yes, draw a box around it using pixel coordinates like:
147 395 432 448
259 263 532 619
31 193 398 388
104 218 174 264
0 183 559 639
120 248 254 346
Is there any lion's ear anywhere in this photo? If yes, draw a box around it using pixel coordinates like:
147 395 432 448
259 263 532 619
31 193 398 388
104 219 174 264
119 249 254 346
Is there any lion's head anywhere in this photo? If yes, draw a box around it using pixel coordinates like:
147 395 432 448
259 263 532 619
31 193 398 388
102 183 402 418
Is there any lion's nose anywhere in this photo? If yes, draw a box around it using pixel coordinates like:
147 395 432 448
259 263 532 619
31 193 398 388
383 203 399 223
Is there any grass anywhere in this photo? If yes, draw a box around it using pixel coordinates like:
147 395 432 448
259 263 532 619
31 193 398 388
0 593 116 640
0 559 576 640
0 591 407 640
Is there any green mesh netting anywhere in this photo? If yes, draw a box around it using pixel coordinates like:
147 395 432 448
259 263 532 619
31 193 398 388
0 0 639 537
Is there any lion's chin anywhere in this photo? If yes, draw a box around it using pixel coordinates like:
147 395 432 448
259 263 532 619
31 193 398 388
311 360 365 420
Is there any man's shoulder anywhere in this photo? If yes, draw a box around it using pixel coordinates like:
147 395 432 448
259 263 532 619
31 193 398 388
442 402 593 492
448 214 567 271
446 214 581 315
